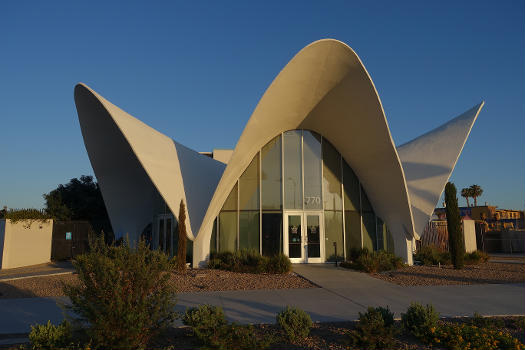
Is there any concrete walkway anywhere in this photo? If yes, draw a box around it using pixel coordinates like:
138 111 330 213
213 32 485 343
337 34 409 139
0 262 75 282
0 264 523 335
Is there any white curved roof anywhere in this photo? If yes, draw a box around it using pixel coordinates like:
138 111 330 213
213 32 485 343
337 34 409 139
74 38 482 266
75 84 225 241
193 39 416 265
397 102 484 237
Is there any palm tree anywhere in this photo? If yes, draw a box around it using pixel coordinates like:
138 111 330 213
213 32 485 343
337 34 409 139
461 188 471 207
469 184 483 207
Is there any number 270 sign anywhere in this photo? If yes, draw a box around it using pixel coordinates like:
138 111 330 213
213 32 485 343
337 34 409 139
305 196 321 205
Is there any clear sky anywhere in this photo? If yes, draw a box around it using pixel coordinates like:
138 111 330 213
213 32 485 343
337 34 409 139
1 1 523 210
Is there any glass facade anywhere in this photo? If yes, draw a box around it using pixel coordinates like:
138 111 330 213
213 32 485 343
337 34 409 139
215 129 393 260
283 130 303 209
261 135 282 210
303 131 322 210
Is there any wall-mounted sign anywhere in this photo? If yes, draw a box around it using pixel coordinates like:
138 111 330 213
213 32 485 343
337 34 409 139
65 232 72 240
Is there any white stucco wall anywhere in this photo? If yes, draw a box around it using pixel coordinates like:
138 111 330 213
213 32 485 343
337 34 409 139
0 219 53 269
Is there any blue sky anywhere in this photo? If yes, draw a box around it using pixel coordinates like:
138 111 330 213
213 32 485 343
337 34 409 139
1 0 523 210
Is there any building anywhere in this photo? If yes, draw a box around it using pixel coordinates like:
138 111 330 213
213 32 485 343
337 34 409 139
74 39 484 267
434 206 525 230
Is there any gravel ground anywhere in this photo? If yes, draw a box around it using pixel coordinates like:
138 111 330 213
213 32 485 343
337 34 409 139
372 262 525 286
0 269 315 299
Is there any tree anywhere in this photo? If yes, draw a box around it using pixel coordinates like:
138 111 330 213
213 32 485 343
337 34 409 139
460 188 472 207
43 175 108 221
177 200 188 272
469 184 483 207
445 182 465 269
43 175 112 239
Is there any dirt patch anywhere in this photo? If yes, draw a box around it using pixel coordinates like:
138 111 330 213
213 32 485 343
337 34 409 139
0 269 315 299
371 262 525 286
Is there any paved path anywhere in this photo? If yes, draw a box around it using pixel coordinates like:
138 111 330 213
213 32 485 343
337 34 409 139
0 262 75 281
0 264 523 335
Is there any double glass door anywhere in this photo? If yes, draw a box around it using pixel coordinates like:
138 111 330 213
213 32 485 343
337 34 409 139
154 214 174 256
284 211 324 263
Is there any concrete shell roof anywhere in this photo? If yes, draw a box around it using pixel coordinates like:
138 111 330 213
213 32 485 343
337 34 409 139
397 102 484 237
75 84 225 240
74 38 482 265
193 39 418 263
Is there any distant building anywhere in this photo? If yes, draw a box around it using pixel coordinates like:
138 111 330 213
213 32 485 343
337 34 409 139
433 206 524 230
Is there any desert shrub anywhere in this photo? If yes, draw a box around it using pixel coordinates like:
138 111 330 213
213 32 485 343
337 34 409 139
28 320 72 350
401 302 440 341
464 250 489 265
348 306 396 349
182 304 227 342
206 323 273 350
208 250 291 274
430 322 524 350
276 306 313 342
470 312 505 329
414 246 451 266
266 253 292 273
63 236 177 350
341 248 403 273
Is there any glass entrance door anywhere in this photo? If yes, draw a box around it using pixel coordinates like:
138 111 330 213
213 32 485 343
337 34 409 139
284 212 324 263
154 214 174 256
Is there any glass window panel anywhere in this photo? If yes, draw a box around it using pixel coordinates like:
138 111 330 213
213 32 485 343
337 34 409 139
219 211 237 252
361 185 373 212
239 211 260 251
376 217 385 251
158 219 165 251
283 130 303 209
210 218 217 253
186 239 193 264
322 139 342 210
325 211 344 261
166 218 172 256
386 227 395 254
222 183 238 211
306 215 321 258
239 154 259 210
173 221 179 254
287 214 302 258
262 212 282 256
362 212 376 251
261 135 282 210
343 161 360 211
303 131 322 210
345 211 361 255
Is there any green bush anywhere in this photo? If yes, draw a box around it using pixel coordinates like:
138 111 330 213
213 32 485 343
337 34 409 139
182 304 227 342
266 253 292 274
401 302 440 341
63 236 177 350
340 248 403 273
208 250 291 274
276 306 313 342
206 323 273 350
431 322 524 350
464 250 489 265
415 247 489 266
349 306 396 349
414 246 451 266
28 320 72 350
